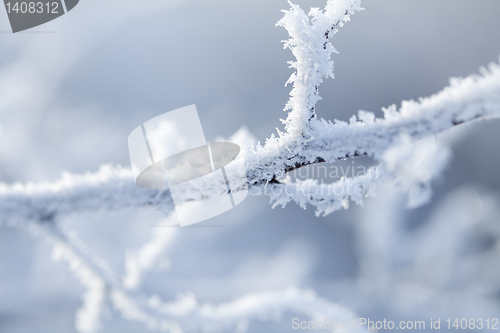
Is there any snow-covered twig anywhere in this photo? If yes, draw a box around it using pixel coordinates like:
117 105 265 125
246 60 500 187
35 218 366 332
1 0 499 224
1 59 498 222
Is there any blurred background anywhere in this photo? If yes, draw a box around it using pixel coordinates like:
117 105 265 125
0 0 500 331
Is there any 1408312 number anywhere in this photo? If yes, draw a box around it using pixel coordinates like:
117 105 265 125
5 2 59 14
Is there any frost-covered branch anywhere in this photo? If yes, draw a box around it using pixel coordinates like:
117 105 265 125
2 59 499 224
0 165 173 227
276 0 362 136
35 216 365 333
1 0 498 225
246 60 500 186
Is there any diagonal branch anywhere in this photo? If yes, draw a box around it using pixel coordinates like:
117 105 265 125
1 60 499 225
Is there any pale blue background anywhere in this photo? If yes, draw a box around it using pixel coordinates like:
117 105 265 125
0 0 499 332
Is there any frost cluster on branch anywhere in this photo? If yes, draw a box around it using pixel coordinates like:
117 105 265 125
1 0 500 332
